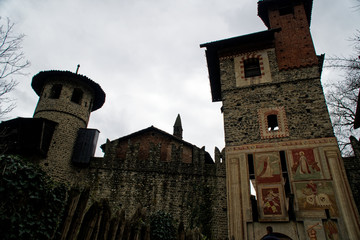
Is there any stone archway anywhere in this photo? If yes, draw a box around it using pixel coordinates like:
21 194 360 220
261 232 293 240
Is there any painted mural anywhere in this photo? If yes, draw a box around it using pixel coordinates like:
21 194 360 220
254 152 287 221
254 152 282 183
306 222 323 240
258 183 287 221
261 187 282 215
324 220 339 240
294 181 338 216
290 148 322 180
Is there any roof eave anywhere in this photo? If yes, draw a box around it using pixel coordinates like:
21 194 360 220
200 29 278 102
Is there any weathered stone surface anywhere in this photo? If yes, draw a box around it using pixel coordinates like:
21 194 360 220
86 135 227 239
219 49 334 147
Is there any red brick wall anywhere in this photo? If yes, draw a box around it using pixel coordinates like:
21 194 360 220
268 4 318 70
115 130 193 163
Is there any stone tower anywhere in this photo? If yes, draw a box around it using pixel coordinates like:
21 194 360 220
201 0 360 239
31 70 105 183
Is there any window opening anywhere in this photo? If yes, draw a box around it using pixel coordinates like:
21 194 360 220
248 154 255 179
279 5 294 16
88 99 93 111
244 58 261 78
280 151 291 196
49 84 62 99
267 114 279 131
71 88 83 104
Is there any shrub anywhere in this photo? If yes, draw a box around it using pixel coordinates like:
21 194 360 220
0 155 66 239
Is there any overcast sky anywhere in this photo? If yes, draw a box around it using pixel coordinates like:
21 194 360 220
0 0 359 158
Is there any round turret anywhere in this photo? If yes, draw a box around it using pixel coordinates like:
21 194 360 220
31 70 105 183
32 70 105 125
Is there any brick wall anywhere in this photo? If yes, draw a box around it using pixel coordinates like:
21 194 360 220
268 4 318 69
114 130 193 163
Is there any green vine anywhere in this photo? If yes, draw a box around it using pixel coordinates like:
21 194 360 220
188 183 214 239
150 211 177 240
0 155 67 239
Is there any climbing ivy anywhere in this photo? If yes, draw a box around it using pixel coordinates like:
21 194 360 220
150 211 177 240
0 155 67 239
188 183 214 239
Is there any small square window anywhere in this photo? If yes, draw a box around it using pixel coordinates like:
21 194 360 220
244 58 261 78
49 84 62 99
258 107 289 139
267 114 279 131
71 88 83 104
279 5 294 16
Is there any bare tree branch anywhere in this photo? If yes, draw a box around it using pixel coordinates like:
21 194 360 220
324 30 360 156
0 17 30 118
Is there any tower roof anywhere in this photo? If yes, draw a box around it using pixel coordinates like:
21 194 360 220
258 0 314 28
32 70 106 111
173 114 183 139
174 114 182 129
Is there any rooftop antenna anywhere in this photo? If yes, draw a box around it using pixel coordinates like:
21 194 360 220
76 64 80 74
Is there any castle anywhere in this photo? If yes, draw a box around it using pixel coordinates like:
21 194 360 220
1 0 360 239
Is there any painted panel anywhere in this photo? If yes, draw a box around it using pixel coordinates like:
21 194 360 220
290 148 322 180
254 152 282 183
304 220 326 240
294 181 338 217
257 183 288 221
323 220 340 240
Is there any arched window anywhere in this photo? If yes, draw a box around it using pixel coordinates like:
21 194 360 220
49 84 62 99
244 58 261 78
71 88 83 104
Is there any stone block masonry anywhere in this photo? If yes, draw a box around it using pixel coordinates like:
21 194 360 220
220 49 334 146
84 138 228 239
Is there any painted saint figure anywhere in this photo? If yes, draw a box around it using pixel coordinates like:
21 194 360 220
291 149 320 175
258 156 274 178
298 151 311 174
307 223 322 240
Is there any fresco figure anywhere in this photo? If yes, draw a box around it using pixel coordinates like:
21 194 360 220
255 153 282 183
324 220 339 240
258 156 274 178
291 149 321 180
307 223 322 240
298 151 311 174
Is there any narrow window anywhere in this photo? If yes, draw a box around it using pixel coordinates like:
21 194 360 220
49 84 62 99
267 114 279 131
279 5 294 16
88 99 93 111
248 154 255 180
71 88 83 104
280 151 291 196
244 58 261 78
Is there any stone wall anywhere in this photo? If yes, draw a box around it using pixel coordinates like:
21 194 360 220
219 48 334 146
33 78 97 183
34 77 95 125
83 139 227 239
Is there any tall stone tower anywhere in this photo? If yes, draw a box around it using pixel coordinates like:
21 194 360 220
31 70 105 183
201 0 360 239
